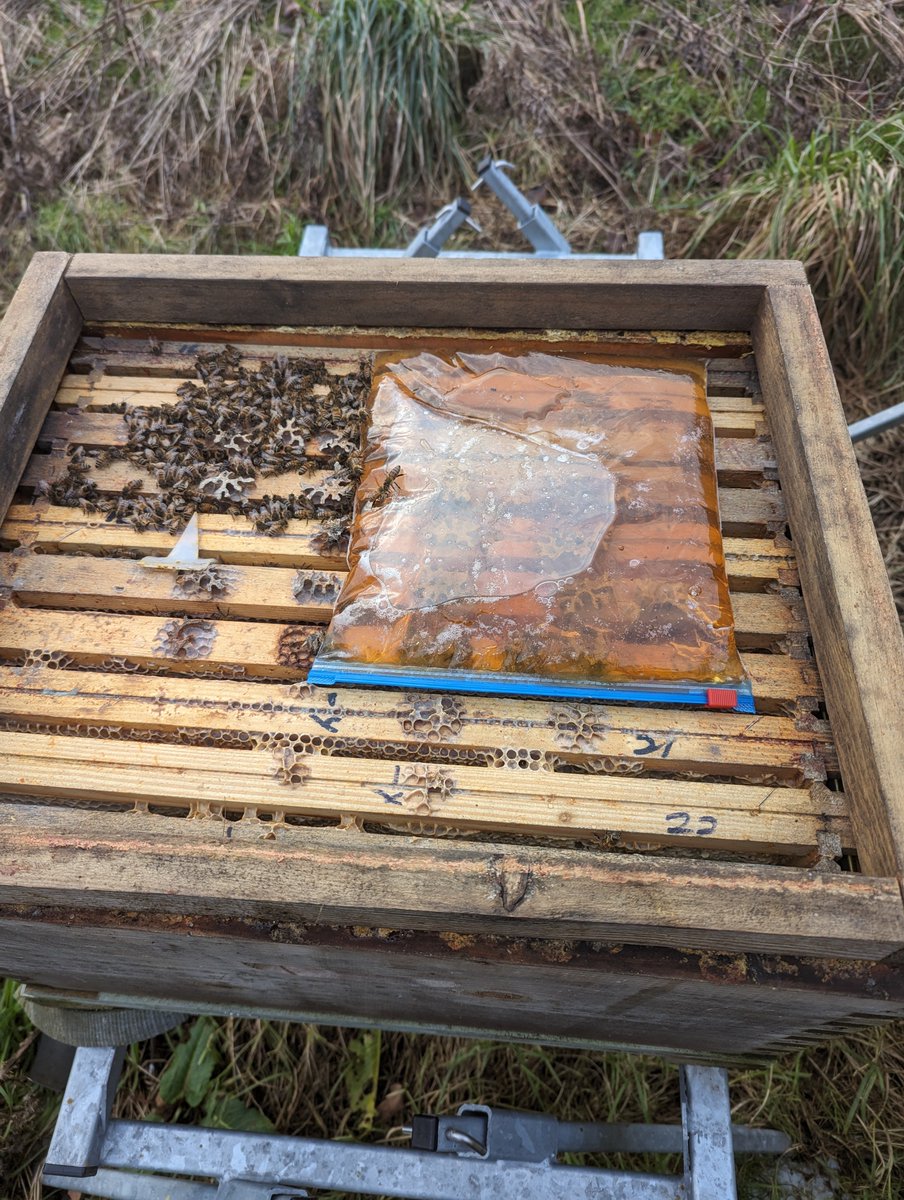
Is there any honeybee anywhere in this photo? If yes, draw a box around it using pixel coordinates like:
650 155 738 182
368 465 403 509
305 630 325 656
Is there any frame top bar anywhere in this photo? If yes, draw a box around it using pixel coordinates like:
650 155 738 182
63 254 808 332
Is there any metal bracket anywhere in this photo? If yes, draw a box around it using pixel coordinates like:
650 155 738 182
410 1098 788 1165
681 1064 737 1198
471 156 571 255
44 1046 124 1178
403 198 480 258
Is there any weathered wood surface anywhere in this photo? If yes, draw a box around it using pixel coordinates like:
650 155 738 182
19 454 328 501
0 553 343 624
4 907 903 1061
0 552 802 647
66 335 754 381
12 468 786 538
0 806 900 960
64 254 808 330
0 257 902 1055
41 390 766 440
0 506 342 568
3 294 902 988
34 406 775 486
0 253 81 523
0 328 834 870
755 287 904 880
18 449 772 501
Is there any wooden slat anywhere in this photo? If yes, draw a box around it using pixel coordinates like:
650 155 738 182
724 538 798 588
21 441 775 496
0 553 340 623
715 438 776 486
0 608 312 678
755 286 904 879
707 375 759 396
708 357 755 371
0 506 346 569
15 460 786 539
0 506 795 585
55 369 356 395
0 730 848 853
0 664 833 781
0 607 819 709
718 487 785 537
39 409 330 461
0 550 805 643
19 455 327 500
0 253 81 522
709 396 762 410
80 326 754 350
0 553 804 640
708 411 763 438
63 255 808 330
1 510 796 588
2 805 902 961
44 393 765 439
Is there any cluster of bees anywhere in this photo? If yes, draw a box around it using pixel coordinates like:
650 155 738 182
41 346 373 543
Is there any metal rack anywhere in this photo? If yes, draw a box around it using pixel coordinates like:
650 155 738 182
40 1036 789 1199
298 156 664 261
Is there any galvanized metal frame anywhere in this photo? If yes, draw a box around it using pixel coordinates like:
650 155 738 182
42 1045 787 1200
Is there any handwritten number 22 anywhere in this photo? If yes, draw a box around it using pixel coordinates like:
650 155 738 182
665 812 718 836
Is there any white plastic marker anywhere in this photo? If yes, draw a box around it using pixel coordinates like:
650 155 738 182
139 513 216 571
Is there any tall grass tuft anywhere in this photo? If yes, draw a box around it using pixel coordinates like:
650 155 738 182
690 115 904 393
303 0 474 238
0 981 59 1195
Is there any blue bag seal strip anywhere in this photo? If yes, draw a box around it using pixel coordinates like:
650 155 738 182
307 661 757 713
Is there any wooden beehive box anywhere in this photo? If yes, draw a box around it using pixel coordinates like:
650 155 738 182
2 252 904 1062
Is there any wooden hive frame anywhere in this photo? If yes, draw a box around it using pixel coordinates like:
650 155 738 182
2 252 904 1059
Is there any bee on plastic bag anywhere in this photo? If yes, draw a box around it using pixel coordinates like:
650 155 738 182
367 465 403 509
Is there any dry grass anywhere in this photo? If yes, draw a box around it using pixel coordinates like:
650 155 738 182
0 0 317 281
2 2 904 1197
305 0 475 237
691 115 904 395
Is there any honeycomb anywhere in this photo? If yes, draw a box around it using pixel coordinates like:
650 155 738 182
399 765 455 817
292 570 340 605
552 704 607 754
172 566 237 601
399 695 464 743
153 618 217 660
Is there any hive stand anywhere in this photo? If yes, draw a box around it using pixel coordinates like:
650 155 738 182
40 1034 788 1200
